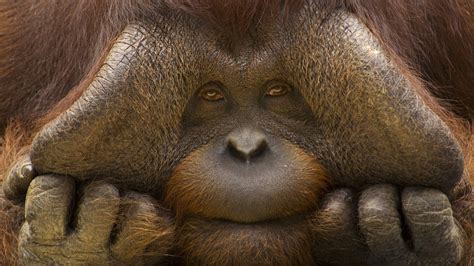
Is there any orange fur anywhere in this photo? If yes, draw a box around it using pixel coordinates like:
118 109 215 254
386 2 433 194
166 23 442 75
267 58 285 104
165 143 330 221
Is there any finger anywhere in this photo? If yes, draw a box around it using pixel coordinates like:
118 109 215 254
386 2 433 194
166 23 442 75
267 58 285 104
73 182 120 249
311 189 368 264
358 184 409 260
112 192 174 263
312 188 357 237
24 175 75 242
3 155 36 199
402 187 465 262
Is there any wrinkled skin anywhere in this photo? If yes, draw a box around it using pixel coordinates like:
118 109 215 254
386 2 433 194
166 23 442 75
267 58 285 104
3 1 470 265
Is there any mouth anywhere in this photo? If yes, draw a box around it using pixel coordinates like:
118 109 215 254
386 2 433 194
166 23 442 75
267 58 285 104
164 143 330 224
181 211 311 227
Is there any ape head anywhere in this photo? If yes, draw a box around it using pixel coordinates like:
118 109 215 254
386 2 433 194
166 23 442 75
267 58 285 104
24 3 467 263
1 0 471 265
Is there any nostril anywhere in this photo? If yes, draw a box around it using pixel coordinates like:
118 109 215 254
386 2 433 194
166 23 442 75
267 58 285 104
248 139 268 159
226 129 269 162
227 140 247 161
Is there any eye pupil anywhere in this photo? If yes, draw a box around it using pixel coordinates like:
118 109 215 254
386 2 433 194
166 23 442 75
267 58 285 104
201 88 224 101
266 85 290 97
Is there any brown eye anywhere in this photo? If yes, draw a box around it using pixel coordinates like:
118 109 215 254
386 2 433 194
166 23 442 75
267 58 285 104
201 88 224 101
266 84 290 97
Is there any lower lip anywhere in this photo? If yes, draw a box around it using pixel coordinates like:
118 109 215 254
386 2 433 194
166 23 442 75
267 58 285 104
177 213 311 233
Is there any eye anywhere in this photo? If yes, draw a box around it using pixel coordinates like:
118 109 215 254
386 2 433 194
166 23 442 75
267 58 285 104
200 88 225 101
265 84 291 97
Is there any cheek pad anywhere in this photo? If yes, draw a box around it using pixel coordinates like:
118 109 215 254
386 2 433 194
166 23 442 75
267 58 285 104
282 10 463 193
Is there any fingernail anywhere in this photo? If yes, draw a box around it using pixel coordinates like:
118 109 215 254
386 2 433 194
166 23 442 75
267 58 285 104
19 164 35 179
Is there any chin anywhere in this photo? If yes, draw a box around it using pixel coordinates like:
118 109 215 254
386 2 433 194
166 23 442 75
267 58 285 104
175 214 315 265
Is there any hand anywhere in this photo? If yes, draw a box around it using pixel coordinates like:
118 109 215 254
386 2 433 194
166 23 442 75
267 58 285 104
359 184 466 265
3 156 175 265
312 184 468 266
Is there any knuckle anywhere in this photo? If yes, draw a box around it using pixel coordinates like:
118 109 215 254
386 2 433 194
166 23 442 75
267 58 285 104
124 192 157 212
83 182 119 199
402 187 452 218
29 175 74 195
403 187 448 204
320 188 354 206
125 191 155 203
365 184 397 194
360 184 398 204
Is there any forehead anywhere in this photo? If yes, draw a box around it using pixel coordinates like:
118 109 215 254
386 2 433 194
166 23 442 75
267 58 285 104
130 4 372 97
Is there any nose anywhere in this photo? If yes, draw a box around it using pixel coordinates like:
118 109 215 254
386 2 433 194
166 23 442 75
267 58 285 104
225 128 269 162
